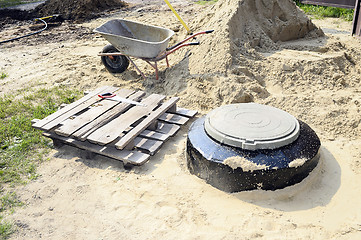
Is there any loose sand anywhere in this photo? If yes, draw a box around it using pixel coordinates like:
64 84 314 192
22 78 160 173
223 156 269 171
1 0 361 239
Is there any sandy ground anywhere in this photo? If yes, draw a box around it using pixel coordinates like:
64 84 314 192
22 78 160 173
1 0 361 239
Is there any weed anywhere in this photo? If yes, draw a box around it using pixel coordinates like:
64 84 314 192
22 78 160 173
0 219 13 240
0 192 23 213
0 73 7 80
0 192 22 239
295 0 354 21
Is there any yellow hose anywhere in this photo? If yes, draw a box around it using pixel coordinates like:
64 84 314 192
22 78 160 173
163 0 190 33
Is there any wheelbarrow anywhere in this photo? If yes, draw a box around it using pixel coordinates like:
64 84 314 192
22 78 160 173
94 19 213 80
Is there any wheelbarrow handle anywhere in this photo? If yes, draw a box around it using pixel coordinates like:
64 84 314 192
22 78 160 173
166 30 214 51
188 42 200 46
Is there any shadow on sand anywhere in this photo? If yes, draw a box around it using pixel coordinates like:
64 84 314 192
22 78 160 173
232 146 341 211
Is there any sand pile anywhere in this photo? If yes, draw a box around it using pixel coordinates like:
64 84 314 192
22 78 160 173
160 0 360 145
184 0 323 74
35 0 127 22
161 0 324 111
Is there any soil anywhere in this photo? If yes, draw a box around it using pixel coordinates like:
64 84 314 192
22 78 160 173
0 0 127 22
1 0 361 239
35 0 127 22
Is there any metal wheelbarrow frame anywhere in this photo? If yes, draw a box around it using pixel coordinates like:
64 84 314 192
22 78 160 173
94 19 213 80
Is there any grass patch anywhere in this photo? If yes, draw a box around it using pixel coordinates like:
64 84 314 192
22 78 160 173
0 86 82 239
295 1 354 21
0 219 13 240
195 0 218 5
0 86 81 184
0 73 7 80
0 0 39 8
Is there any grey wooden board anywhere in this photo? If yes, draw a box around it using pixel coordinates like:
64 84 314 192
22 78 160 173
32 85 111 130
72 91 146 141
134 137 163 155
139 129 169 141
174 107 198 118
87 94 166 145
158 113 189 125
42 132 150 165
54 88 135 137
35 86 119 131
156 122 180 136
115 97 179 150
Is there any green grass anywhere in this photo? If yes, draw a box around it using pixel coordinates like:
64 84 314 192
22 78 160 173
0 86 82 239
295 1 354 21
0 87 81 184
0 0 39 8
0 73 7 80
0 192 22 236
195 0 218 5
0 219 13 240
193 1 354 20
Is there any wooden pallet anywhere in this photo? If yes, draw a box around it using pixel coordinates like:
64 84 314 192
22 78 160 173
32 86 197 166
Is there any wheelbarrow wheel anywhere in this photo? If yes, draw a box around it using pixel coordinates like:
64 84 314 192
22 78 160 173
101 44 129 73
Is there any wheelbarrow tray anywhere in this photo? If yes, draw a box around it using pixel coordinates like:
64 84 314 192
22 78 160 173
94 19 175 59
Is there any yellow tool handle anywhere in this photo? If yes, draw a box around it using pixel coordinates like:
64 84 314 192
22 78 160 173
35 14 60 21
163 0 190 33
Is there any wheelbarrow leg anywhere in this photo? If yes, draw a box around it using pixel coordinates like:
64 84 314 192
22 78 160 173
155 61 159 80
166 56 170 68
145 60 159 80
128 56 147 80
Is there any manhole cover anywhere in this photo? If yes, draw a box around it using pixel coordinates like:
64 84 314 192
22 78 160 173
204 103 300 150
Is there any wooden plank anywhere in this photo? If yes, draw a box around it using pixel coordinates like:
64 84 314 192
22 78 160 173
34 86 119 131
156 122 180 136
139 129 170 141
42 132 150 165
158 113 189 125
174 107 198 118
87 94 166 145
54 88 135 137
122 124 170 141
72 91 146 141
115 97 179 150
32 85 112 130
134 137 163 155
